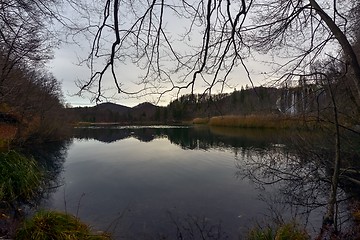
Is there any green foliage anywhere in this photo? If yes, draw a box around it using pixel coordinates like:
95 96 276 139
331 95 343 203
171 101 184 120
0 151 43 202
16 211 111 240
247 223 309 240
275 223 309 240
248 226 275 240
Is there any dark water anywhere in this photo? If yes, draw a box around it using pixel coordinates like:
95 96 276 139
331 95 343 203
38 126 332 239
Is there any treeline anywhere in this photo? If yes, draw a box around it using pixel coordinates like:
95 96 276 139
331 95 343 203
0 54 69 143
0 0 69 144
69 79 360 126
166 87 280 121
68 87 282 123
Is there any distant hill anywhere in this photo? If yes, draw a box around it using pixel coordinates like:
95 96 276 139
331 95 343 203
94 102 131 113
67 102 163 123
67 85 330 124
67 87 282 123
131 102 159 120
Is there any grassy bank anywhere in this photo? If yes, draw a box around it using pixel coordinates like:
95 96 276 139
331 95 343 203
193 115 311 129
248 222 309 240
16 211 111 240
0 150 112 239
0 151 43 202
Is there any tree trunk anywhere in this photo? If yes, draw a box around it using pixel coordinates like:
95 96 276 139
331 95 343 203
323 76 341 232
310 0 360 100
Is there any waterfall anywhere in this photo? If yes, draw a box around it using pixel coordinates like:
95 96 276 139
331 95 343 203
288 90 296 115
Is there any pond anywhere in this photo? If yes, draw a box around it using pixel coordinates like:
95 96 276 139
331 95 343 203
38 125 339 239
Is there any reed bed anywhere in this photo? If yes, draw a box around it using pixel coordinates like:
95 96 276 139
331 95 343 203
208 115 304 129
192 117 209 124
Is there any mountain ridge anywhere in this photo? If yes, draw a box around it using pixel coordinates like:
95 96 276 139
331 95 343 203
68 101 162 123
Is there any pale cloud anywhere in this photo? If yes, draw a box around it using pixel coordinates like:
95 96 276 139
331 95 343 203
47 0 275 107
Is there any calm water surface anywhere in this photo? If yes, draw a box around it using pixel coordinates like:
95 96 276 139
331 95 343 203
41 126 324 239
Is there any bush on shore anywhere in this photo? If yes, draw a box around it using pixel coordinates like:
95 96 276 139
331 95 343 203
247 222 309 240
192 117 209 124
207 115 305 129
16 211 111 240
0 124 17 148
0 151 43 202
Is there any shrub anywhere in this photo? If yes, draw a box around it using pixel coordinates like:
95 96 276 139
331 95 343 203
275 223 309 240
248 226 275 240
0 124 17 148
192 117 209 124
0 151 43 202
208 115 303 129
247 222 309 240
16 211 111 240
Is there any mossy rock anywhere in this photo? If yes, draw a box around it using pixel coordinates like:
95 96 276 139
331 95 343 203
16 211 111 240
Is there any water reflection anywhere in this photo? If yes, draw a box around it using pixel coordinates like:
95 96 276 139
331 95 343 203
237 147 328 233
39 126 358 239
73 125 286 151
236 133 360 237
0 139 72 238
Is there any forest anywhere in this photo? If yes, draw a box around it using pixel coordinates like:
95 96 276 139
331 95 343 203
0 0 360 239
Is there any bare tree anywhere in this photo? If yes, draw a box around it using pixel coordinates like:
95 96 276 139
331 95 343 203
0 0 80 142
74 0 360 105
74 0 360 222
249 0 360 100
0 0 87 93
75 0 254 102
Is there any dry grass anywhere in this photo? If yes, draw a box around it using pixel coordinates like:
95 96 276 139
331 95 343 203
192 117 209 124
16 211 111 240
207 115 306 129
0 124 17 147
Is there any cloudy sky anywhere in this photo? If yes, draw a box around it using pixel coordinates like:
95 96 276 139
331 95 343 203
47 1 273 108
48 46 269 108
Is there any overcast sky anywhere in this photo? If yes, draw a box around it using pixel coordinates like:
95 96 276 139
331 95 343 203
47 1 274 108
48 46 269 108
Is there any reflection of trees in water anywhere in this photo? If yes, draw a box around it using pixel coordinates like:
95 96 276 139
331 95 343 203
73 127 174 143
73 127 133 143
72 126 287 152
167 126 283 151
0 140 72 238
71 126 360 237
165 211 229 240
23 139 73 202
236 136 358 236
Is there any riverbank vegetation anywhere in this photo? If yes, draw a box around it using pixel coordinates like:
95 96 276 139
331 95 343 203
206 115 308 129
16 211 111 240
0 150 44 238
247 222 309 240
0 151 43 203
1 0 360 238
0 0 71 146
0 148 112 239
